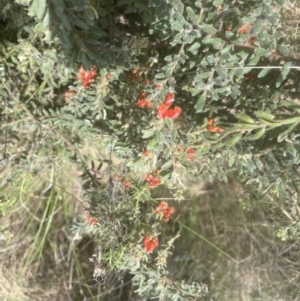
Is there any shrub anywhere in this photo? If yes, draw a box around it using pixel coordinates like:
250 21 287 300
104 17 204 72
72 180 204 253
1 0 300 299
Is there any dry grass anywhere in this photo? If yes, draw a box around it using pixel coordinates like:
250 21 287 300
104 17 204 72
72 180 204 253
1 163 300 301
167 179 300 301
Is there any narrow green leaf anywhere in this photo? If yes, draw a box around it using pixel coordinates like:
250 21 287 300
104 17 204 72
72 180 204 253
247 127 265 141
195 94 206 112
235 113 255 124
225 133 243 147
257 67 272 78
255 111 275 120
201 24 217 34
276 62 292 88
186 7 198 25
277 123 298 142
237 123 261 130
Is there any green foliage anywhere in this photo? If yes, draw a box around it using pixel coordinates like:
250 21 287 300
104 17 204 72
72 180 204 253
1 0 300 299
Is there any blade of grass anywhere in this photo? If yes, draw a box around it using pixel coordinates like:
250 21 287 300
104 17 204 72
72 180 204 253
179 222 239 263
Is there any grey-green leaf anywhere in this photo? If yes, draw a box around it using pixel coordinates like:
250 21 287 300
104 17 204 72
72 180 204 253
186 7 198 25
247 127 265 141
225 133 243 147
196 94 206 112
235 113 255 124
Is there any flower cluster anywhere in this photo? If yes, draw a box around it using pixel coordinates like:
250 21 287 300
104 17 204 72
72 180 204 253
144 236 159 253
86 212 100 226
187 148 196 161
79 66 97 89
158 93 182 119
207 119 224 133
137 90 153 109
155 201 175 222
146 173 161 187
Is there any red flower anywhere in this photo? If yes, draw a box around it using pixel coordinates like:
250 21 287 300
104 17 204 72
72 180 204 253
155 201 175 222
146 173 154 182
79 66 97 89
86 213 100 226
187 148 196 160
142 149 151 156
138 99 153 109
146 174 161 187
150 177 161 187
144 236 159 252
164 93 175 107
207 119 224 133
145 79 151 85
213 126 224 133
123 181 132 189
208 119 215 126
238 22 253 34
158 104 182 119
163 207 175 222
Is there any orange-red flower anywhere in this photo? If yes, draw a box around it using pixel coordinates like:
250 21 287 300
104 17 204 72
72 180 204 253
142 149 151 156
187 148 196 160
146 174 161 187
155 201 175 222
144 236 159 253
145 79 151 85
158 104 182 119
123 181 132 189
207 119 224 133
208 119 215 126
238 22 253 34
138 99 153 109
79 66 97 89
164 93 175 107
86 213 100 226
213 126 224 133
